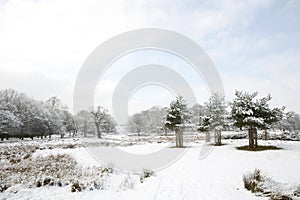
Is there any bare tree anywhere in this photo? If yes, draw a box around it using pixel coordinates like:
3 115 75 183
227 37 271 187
75 110 94 137
128 113 145 136
90 106 107 139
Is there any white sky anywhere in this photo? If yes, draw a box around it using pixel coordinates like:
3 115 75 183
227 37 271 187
0 0 299 115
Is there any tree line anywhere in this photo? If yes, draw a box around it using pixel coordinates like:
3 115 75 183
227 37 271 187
0 89 116 140
1 88 300 148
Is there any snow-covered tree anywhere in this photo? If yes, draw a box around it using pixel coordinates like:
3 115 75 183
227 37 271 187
46 96 66 109
101 114 117 134
205 93 227 146
165 96 191 147
143 106 168 134
274 111 300 132
198 116 212 142
75 110 95 137
44 100 66 138
0 90 22 139
90 106 107 139
190 103 205 125
0 89 72 140
127 113 145 136
0 109 21 140
62 110 77 137
126 106 168 135
231 91 284 149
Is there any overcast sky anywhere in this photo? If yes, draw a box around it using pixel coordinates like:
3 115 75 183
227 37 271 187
0 0 299 115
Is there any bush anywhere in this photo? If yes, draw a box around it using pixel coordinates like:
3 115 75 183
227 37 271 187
91 180 104 190
0 184 8 192
140 169 154 183
243 169 264 193
119 175 135 191
294 186 300 197
101 166 113 174
243 169 298 199
63 144 76 149
270 194 293 200
36 176 55 187
71 182 82 192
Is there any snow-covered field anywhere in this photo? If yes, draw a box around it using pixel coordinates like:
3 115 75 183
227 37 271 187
1 136 300 200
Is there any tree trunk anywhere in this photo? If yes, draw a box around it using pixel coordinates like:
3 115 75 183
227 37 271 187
218 130 222 146
137 130 140 137
215 129 222 146
175 127 183 147
214 130 216 144
248 127 254 149
179 127 183 147
175 127 184 148
175 128 179 147
253 128 258 148
205 131 210 142
83 121 87 137
263 129 268 140
96 124 101 139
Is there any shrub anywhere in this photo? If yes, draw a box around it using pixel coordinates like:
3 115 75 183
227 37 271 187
91 180 104 190
64 144 76 149
22 153 31 159
243 169 264 193
36 176 55 187
140 169 154 183
294 186 300 197
243 169 298 199
270 194 293 200
71 182 82 192
0 184 8 192
101 166 113 174
119 175 135 191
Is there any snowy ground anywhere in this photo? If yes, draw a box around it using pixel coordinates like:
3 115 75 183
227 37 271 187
1 135 300 200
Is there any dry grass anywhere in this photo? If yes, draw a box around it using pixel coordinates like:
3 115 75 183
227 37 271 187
243 169 297 200
0 144 113 192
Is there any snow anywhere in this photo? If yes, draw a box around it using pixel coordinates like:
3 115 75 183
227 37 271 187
168 113 176 119
1 137 300 200
243 117 264 125
33 147 100 167
237 108 254 115
118 143 171 154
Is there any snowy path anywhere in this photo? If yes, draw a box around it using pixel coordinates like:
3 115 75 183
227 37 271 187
113 140 300 200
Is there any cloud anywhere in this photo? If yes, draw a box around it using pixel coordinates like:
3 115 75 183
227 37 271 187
0 0 299 114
